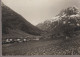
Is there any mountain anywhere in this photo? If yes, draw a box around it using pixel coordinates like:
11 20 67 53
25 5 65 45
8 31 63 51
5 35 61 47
37 16 60 31
2 4 42 38
37 7 80 39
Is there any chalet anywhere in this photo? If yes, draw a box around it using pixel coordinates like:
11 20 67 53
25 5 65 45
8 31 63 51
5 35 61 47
10 39 13 41
6 38 13 43
23 39 27 42
6 39 10 42
16 38 22 42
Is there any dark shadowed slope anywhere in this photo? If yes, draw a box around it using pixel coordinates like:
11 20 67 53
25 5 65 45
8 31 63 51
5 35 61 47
2 4 42 36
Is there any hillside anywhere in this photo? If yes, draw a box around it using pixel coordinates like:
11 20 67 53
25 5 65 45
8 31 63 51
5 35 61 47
2 4 42 37
37 7 80 39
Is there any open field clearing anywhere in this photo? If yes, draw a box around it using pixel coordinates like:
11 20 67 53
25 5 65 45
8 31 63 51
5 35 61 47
2 36 80 56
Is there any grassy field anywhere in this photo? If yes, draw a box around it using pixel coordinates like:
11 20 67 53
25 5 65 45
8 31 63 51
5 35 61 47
2 36 80 56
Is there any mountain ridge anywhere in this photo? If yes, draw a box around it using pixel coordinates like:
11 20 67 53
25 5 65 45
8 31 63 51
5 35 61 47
2 4 42 38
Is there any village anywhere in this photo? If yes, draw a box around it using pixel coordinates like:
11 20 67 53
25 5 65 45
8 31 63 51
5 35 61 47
2 36 41 44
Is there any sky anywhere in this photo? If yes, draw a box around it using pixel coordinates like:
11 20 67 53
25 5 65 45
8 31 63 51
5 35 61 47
2 0 80 25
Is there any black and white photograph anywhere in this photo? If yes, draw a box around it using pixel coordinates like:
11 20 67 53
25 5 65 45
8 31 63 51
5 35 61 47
2 0 80 56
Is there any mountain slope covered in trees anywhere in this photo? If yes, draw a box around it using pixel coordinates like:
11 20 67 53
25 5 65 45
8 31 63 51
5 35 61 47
2 4 42 38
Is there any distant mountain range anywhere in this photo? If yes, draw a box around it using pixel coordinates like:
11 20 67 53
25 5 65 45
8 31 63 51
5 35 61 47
2 4 42 38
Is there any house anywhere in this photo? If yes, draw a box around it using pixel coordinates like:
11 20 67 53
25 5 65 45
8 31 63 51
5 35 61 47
9 39 13 41
16 38 22 42
6 38 14 43
6 39 10 42
23 39 27 42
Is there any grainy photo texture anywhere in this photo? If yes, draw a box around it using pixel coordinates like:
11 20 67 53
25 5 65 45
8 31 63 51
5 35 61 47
2 0 80 56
